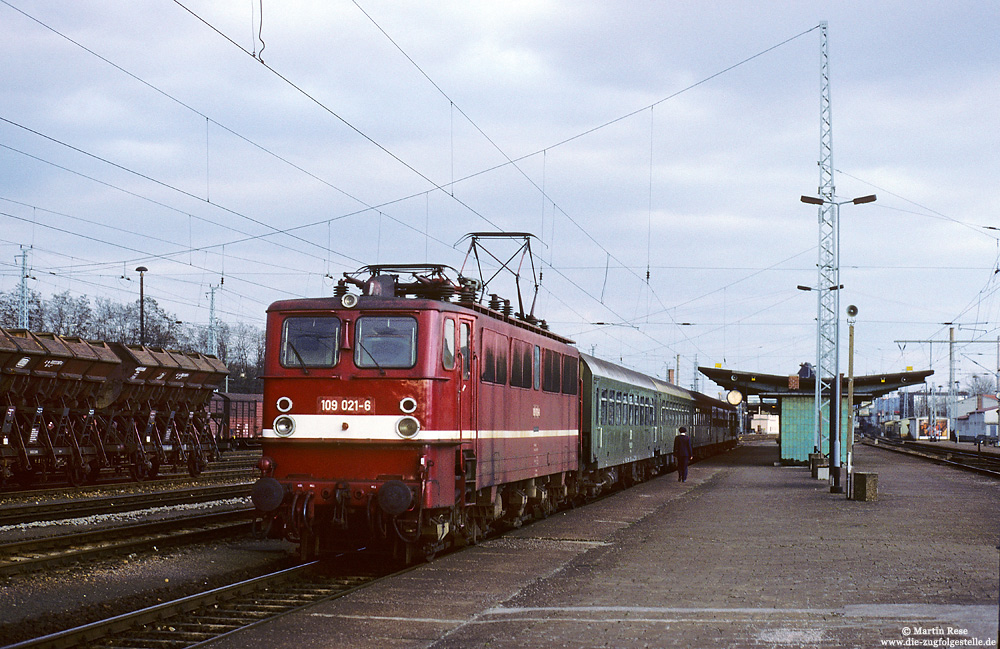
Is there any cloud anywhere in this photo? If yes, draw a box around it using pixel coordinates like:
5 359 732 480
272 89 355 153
1 0 998 391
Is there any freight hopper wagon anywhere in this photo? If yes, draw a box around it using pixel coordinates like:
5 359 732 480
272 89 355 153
0 328 228 488
251 264 739 563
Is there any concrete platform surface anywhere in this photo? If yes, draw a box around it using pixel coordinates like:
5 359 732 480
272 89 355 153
208 442 1000 648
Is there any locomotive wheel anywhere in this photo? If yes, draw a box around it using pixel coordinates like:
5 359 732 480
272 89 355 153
251 517 271 540
298 529 319 561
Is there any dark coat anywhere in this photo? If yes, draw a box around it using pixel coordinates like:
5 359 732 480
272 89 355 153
673 433 693 465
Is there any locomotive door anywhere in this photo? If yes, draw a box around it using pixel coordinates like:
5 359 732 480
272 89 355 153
457 319 475 438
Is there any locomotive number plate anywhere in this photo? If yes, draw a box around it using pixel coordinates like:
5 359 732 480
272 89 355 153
318 397 374 413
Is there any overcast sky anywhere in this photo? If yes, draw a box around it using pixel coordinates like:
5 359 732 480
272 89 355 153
1 1 998 395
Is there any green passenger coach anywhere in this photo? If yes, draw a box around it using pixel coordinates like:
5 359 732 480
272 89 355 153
580 353 696 480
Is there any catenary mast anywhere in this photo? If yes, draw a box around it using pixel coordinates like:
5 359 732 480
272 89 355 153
813 21 840 475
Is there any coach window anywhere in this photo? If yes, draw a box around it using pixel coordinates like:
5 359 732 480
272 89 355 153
281 316 340 368
600 388 608 425
355 316 417 369
442 318 456 370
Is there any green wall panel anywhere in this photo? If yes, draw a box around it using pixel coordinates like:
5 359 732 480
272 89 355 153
780 395 849 463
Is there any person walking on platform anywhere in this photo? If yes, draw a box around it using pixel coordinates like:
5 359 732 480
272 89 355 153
674 427 694 482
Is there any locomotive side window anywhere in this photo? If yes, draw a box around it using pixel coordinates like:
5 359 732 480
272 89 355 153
442 318 456 370
511 342 523 386
495 335 508 383
281 317 340 367
355 316 418 369
509 340 533 389
542 348 561 393
480 329 508 384
533 345 540 390
561 355 578 395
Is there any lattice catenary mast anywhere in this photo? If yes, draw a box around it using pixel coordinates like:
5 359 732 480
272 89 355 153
813 21 839 459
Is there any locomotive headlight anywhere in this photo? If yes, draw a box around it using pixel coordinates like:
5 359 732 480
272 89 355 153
276 396 293 413
399 397 417 413
273 415 296 437
395 416 420 439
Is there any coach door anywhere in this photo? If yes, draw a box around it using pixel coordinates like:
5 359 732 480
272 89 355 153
457 319 475 438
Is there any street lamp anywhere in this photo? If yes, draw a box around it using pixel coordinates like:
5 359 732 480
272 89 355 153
135 266 148 345
799 193 877 494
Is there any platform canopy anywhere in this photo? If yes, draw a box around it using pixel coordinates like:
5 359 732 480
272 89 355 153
699 366 933 403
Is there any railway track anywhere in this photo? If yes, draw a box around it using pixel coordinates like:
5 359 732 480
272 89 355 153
0 509 252 576
2 559 397 649
2 469 255 506
864 436 1000 477
0 483 251 527
0 450 261 496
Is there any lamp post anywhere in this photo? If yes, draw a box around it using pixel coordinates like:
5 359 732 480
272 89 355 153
800 193 876 494
135 266 148 345
846 304 858 499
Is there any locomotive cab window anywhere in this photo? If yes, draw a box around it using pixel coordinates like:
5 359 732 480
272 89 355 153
281 317 340 367
442 318 456 370
355 316 418 369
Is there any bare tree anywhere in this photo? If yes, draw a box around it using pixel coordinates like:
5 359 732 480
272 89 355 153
0 287 43 330
90 297 132 343
42 291 93 336
966 374 996 397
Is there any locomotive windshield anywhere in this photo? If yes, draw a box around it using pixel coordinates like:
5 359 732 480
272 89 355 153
355 316 418 368
281 317 340 368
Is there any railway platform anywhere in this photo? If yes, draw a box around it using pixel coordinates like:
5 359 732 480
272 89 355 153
210 441 999 648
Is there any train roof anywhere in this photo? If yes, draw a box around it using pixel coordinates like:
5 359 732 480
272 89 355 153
581 353 691 401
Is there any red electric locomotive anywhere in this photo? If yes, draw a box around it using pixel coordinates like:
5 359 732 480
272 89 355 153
252 264 580 561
